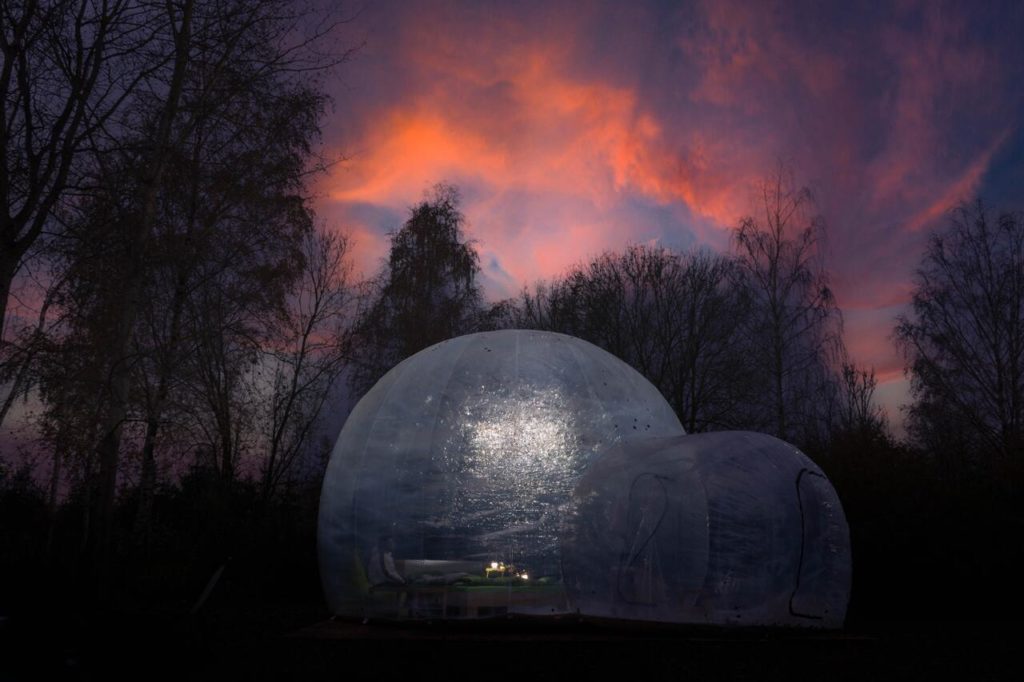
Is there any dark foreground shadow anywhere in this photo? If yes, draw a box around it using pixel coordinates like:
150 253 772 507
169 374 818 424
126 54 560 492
3 609 1020 682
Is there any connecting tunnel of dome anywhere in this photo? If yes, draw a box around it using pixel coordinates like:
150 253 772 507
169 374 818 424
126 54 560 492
318 330 850 627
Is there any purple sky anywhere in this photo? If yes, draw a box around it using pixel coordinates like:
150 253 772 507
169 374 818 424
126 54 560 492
315 0 1024 429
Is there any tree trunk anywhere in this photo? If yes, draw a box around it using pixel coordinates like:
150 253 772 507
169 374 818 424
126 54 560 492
89 0 194 596
45 444 62 558
0 245 19 345
219 419 234 484
92 362 129 590
0 331 36 427
132 269 189 548
775 352 787 441
132 416 160 549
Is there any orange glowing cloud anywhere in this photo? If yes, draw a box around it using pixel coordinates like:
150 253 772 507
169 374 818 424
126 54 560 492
327 54 739 223
321 8 756 290
318 0 1019 397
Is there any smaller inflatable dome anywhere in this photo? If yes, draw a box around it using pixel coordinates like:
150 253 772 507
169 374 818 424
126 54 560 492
562 432 851 628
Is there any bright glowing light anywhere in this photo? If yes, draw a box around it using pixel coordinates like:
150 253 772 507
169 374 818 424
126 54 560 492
465 387 580 519
470 409 573 469
490 561 499 569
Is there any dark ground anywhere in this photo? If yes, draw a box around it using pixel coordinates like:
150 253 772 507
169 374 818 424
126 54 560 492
2 602 1020 681
3 456 1021 680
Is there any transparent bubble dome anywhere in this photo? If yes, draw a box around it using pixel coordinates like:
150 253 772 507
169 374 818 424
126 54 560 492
318 330 684 618
317 330 850 627
563 431 851 627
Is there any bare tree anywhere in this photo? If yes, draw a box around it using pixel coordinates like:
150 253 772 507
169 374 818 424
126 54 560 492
184 272 263 484
22 0 348 577
0 0 167 435
833 362 888 441
0 0 148 341
123 18 330 541
732 167 843 444
88 0 195 575
517 244 755 432
895 201 1024 466
258 228 353 504
670 250 757 431
0 263 66 426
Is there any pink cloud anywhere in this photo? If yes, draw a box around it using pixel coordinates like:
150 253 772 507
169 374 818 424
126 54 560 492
317 0 1019 416
320 19 754 287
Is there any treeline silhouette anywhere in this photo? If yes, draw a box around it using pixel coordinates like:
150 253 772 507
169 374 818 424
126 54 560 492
5 181 1020 637
0 0 356 659
0 5 1021 662
344 182 1024 623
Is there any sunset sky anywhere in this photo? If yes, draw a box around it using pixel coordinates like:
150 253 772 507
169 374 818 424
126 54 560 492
318 0 1024 427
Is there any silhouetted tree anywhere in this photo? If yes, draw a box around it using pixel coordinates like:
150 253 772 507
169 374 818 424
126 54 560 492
0 0 168 434
349 184 485 397
518 244 755 431
0 0 147 342
895 201 1024 470
86 0 195 579
258 228 354 504
833 362 888 443
0 265 66 427
126 26 328 531
732 167 843 445
28 0 346 576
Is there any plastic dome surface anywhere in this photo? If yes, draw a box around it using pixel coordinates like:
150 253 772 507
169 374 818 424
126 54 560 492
318 330 685 619
317 329 851 627
562 431 851 627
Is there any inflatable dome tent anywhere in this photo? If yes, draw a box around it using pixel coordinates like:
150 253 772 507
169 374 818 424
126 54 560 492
318 330 850 627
